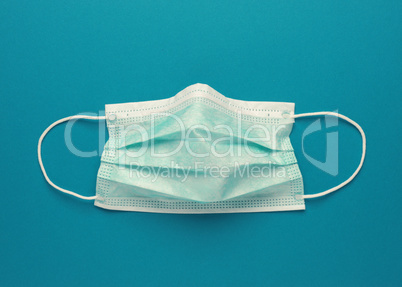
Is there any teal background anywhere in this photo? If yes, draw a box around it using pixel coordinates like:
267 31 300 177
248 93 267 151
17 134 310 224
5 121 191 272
0 1 401 286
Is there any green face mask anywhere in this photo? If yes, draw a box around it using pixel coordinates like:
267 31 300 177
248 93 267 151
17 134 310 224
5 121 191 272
38 84 366 213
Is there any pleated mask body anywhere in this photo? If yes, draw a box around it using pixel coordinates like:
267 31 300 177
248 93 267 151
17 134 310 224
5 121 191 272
95 84 305 213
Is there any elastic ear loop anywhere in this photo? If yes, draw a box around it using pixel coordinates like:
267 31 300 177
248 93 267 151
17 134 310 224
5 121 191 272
38 115 106 200
39 113 365 200
287 112 366 199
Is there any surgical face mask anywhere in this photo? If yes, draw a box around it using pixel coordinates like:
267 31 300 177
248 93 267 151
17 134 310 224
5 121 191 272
38 84 366 213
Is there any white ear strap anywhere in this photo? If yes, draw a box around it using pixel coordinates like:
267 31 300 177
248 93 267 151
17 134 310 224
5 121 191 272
39 113 365 201
289 112 366 199
38 115 106 200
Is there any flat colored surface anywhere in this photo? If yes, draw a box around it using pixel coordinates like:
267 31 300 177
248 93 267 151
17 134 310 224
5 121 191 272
0 1 401 286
